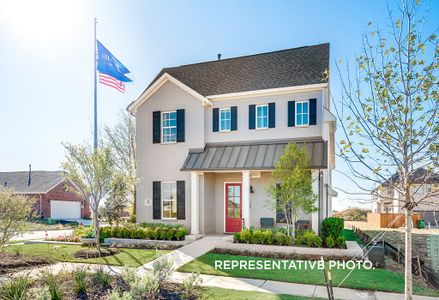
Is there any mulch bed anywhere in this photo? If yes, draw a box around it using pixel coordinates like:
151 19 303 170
28 273 191 300
73 248 120 259
0 252 55 274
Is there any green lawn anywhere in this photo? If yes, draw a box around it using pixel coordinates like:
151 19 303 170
343 229 365 246
4 244 168 267
178 253 439 297
203 287 322 299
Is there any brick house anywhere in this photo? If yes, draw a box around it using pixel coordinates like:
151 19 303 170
0 170 90 219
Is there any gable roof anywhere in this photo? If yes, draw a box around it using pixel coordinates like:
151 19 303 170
382 168 439 186
128 43 329 114
148 43 329 97
0 170 66 194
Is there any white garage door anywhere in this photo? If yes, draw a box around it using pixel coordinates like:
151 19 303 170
50 200 81 219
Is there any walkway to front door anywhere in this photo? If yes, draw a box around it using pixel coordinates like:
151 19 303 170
225 183 242 232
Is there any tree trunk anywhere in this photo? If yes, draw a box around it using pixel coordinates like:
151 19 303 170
404 208 413 300
132 187 137 218
93 208 100 252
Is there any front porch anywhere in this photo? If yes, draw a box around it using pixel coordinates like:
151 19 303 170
188 170 321 235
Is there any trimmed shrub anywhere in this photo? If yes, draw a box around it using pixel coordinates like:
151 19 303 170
312 236 322 248
239 229 252 243
262 230 274 245
251 230 265 244
93 224 187 241
336 235 346 248
274 232 291 246
325 236 335 248
321 217 344 242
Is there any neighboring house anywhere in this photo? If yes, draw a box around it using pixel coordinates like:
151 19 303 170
128 43 337 235
0 170 90 220
372 168 439 225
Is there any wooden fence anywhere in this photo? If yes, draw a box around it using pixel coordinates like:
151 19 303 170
367 213 421 228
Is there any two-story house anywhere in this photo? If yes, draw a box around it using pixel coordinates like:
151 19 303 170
372 168 439 226
128 43 337 235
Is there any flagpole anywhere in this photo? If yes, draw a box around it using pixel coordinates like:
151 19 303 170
93 17 98 149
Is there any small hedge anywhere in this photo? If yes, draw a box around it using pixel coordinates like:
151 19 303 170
73 224 188 241
321 217 345 248
233 228 324 247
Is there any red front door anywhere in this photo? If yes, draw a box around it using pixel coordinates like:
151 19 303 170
225 183 242 232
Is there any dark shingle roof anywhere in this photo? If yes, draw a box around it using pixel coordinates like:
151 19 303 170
148 43 329 96
383 168 439 186
0 171 66 194
181 139 327 171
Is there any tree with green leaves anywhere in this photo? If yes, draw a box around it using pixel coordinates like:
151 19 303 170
101 173 130 226
267 143 317 240
61 143 120 251
103 111 136 217
334 1 438 298
0 189 34 249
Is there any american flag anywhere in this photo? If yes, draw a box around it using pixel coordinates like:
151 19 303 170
99 72 126 93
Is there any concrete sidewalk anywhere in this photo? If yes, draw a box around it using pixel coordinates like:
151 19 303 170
139 235 226 271
170 271 438 300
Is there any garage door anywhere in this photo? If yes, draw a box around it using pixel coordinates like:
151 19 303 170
50 200 81 219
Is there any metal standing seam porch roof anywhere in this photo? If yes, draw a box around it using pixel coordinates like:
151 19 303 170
181 139 328 171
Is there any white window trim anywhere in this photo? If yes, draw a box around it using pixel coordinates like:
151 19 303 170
255 104 268 130
161 111 177 144
161 181 177 220
219 108 231 132
295 101 309 127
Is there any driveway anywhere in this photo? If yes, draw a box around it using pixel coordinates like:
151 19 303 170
11 229 73 241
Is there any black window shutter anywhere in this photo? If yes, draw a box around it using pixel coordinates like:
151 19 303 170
248 105 255 130
212 108 219 132
153 181 161 219
309 98 317 125
268 102 276 128
288 101 295 127
177 109 185 142
153 111 161 143
231 106 238 131
177 181 185 220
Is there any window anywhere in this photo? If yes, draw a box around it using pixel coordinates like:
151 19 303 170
220 108 231 132
161 111 177 143
296 101 309 126
161 182 177 219
256 104 268 129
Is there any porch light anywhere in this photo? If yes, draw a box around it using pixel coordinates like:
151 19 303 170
250 185 254 193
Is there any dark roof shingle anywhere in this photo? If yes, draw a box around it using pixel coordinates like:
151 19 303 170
148 43 329 96
0 171 66 194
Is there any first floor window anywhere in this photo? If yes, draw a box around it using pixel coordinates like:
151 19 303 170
296 101 309 126
220 108 231 131
256 104 268 129
162 182 177 219
162 111 177 143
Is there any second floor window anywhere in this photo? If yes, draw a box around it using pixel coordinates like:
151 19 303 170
162 111 177 143
296 101 309 126
256 104 268 129
220 108 231 131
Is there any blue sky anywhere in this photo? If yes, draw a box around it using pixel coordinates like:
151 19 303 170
0 0 438 210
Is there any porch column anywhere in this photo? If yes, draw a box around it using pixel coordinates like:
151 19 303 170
242 170 250 229
311 169 320 234
191 171 200 235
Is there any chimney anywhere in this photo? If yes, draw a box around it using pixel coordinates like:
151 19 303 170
217 53 221 61
28 164 31 186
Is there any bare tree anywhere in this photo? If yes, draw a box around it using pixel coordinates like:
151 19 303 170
104 111 136 216
333 1 438 298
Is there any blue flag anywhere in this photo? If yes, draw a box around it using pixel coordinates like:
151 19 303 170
96 40 132 82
